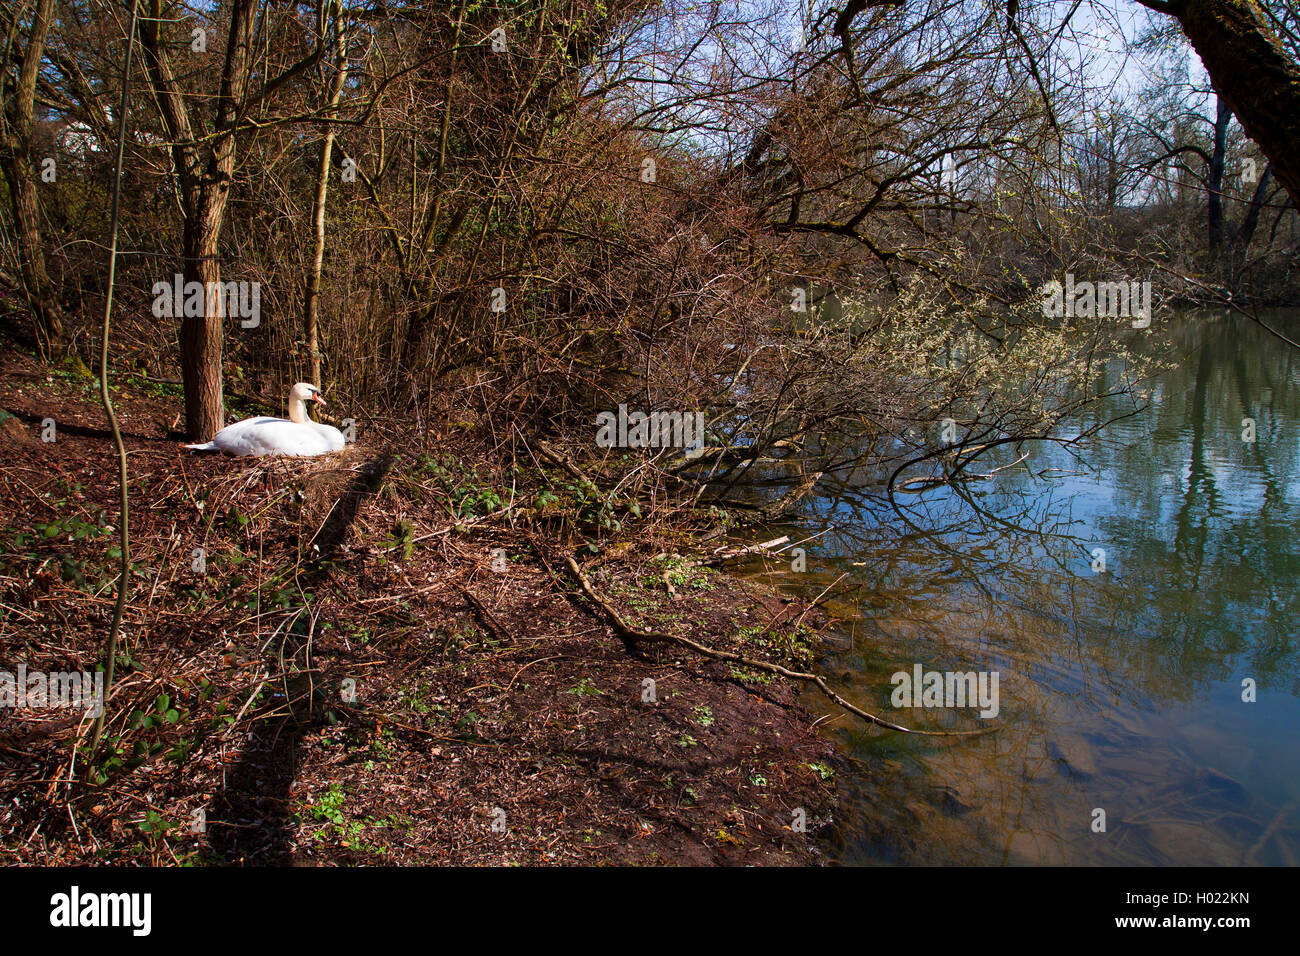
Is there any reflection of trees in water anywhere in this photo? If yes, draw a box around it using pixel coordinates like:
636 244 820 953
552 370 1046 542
801 315 1300 696
759 314 1300 863
1100 316 1300 693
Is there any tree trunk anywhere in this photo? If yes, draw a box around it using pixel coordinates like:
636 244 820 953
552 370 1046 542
0 152 65 350
303 2 349 389
0 0 65 351
1168 0 1300 211
138 0 255 440
1236 163 1273 249
1207 97 1229 249
180 218 227 442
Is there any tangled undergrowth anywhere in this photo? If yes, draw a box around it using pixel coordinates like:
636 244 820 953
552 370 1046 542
0 349 837 865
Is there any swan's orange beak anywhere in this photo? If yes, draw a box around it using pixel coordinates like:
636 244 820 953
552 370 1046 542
313 393 327 406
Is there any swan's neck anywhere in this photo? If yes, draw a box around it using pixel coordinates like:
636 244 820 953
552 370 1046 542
288 397 310 425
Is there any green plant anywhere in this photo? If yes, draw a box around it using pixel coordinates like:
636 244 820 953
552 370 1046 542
368 725 396 762
734 624 814 668
727 664 773 685
137 809 178 838
383 519 415 561
456 710 481 738
36 513 108 543
304 784 347 826
416 454 505 518
567 677 605 697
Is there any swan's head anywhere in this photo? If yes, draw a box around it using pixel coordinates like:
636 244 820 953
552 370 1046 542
290 382 326 407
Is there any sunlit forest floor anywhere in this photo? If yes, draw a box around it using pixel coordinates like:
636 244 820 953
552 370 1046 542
0 344 836 865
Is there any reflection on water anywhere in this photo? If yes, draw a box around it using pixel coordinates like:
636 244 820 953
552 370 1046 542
747 312 1300 865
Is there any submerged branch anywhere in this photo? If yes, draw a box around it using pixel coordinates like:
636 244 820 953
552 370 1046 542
563 556 995 738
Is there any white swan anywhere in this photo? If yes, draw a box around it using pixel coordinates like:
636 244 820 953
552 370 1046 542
183 382 346 457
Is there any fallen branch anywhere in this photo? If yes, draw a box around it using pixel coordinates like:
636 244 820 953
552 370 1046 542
755 469 824 522
563 556 994 737
658 536 793 596
663 443 759 472
898 451 1030 491
459 584 512 644
702 535 791 563
533 438 595 486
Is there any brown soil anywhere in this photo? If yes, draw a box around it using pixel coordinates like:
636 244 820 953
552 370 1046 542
0 349 837 865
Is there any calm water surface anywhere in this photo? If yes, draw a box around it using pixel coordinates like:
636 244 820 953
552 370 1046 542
746 312 1300 865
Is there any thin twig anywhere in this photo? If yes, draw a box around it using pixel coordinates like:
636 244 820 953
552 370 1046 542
87 0 141 766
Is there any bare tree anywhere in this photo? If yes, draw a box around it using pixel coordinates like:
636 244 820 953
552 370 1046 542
137 0 328 439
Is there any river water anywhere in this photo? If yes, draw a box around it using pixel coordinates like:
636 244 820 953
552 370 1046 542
746 312 1300 865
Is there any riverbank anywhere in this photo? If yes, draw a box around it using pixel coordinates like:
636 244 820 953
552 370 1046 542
0 349 836 865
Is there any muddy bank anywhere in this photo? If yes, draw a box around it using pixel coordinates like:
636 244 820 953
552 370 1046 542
0 352 837 865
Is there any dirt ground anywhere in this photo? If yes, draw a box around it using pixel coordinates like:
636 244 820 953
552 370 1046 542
0 349 838 865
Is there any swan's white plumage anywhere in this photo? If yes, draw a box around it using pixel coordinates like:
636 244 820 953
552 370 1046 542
189 415 345 456
184 382 345 457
